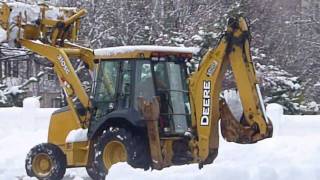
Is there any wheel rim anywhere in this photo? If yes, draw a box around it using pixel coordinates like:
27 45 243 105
32 153 53 177
103 141 127 169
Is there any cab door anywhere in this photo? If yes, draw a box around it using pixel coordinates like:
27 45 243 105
92 60 120 118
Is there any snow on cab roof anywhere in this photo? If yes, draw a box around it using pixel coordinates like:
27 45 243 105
94 45 199 58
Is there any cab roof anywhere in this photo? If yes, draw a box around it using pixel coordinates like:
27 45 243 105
94 45 199 59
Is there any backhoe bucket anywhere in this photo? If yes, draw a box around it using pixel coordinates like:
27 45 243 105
220 99 273 144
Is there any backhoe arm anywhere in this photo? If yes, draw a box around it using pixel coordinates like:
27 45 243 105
189 16 273 162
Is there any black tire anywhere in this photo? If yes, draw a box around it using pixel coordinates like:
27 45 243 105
87 127 150 180
25 143 67 180
86 165 101 180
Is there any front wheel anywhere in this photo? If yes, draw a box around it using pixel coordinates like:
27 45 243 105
25 143 67 180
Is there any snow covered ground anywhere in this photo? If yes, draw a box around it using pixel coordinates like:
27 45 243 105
0 100 320 180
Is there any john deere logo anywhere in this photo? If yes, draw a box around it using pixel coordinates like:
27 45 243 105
200 80 211 126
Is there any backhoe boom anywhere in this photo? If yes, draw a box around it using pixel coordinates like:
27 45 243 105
189 16 273 162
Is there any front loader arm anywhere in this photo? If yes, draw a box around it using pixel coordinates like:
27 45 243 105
0 3 95 128
189 16 273 162
20 39 93 128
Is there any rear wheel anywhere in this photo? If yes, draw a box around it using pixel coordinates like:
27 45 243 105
86 166 100 180
25 143 66 180
87 127 150 180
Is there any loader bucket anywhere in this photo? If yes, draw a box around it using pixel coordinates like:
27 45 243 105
220 99 273 144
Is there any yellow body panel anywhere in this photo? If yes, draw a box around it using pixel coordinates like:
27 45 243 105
48 108 80 145
0 3 10 30
48 109 91 167
22 25 40 40
64 141 89 167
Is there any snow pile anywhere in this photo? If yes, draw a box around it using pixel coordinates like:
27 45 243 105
5 2 38 45
0 97 55 138
0 97 56 179
6 2 65 24
23 97 40 109
8 2 41 24
94 45 200 58
66 128 88 143
0 2 72 46
223 90 243 121
266 103 283 136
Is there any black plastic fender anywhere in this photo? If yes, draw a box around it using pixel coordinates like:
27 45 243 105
87 108 146 139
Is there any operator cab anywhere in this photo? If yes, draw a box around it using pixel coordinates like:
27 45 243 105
90 46 197 137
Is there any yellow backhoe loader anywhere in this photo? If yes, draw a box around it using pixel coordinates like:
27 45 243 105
0 3 272 180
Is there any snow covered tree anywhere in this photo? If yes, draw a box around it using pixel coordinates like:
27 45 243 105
253 50 303 114
245 0 320 113
0 42 57 107
4 0 319 113
0 71 44 107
